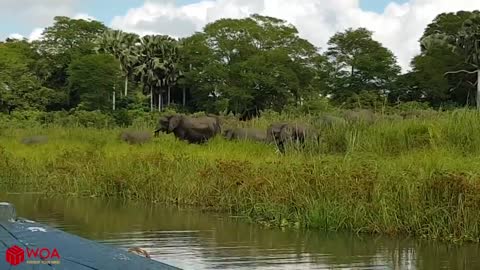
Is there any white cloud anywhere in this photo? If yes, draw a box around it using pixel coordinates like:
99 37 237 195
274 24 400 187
0 0 77 28
28 28 45 41
7 12 97 42
73 13 96 21
8 33 25 40
0 0 85 41
110 0 480 72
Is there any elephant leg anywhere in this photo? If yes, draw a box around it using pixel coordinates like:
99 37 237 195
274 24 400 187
278 141 286 154
153 129 160 137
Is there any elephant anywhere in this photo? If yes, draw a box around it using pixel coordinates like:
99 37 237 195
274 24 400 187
343 109 376 124
120 131 152 145
267 122 319 153
20 135 48 145
315 114 347 128
154 114 221 144
223 127 267 142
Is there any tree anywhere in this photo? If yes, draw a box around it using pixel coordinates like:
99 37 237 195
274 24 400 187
95 29 139 96
0 41 59 113
181 14 324 115
325 28 401 105
33 16 108 95
416 11 480 108
133 35 181 111
67 54 122 111
179 33 227 112
454 14 480 109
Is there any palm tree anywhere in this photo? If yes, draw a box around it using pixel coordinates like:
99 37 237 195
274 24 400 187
164 41 183 106
133 34 181 111
95 30 139 97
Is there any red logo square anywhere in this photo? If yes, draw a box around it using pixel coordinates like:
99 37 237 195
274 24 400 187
6 245 25 266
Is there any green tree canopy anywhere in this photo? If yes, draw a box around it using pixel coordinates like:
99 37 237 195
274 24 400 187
0 40 59 113
181 14 326 115
33 16 108 91
413 11 480 107
133 34 181 111
325 27 401 105
67 54 122 111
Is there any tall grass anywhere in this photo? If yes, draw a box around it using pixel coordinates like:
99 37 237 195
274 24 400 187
1 109 480 242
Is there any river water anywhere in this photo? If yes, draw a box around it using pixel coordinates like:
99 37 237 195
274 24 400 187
0 193 479 270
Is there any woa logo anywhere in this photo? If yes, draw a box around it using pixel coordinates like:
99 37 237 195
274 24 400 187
5 245 60 266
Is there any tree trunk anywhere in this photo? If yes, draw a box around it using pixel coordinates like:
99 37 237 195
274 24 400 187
124 76 128 97
150 89 153 112
112 90 116 111
167 85 171 106
182 86 186 106
159 93 162 112
477 70 480 110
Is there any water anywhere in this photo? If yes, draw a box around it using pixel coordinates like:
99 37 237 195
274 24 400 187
1 193 479 270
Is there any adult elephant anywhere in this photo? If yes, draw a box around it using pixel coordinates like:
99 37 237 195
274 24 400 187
267 122 319 153
315 114 347 129
223 127 267 142
154 114 221 144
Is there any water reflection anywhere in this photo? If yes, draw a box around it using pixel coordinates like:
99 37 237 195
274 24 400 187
1 193 478 269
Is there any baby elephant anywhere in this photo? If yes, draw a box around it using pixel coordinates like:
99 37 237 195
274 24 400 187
267 122 319 153
20 135 48 145
120 131 152 145
223 128 267 142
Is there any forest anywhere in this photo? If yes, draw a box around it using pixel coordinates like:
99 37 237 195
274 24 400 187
1 10 479 121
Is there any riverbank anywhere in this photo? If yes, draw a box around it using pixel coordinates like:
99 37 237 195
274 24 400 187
1 109 480 243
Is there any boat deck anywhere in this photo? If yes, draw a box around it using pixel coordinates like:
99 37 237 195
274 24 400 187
0 202 180 269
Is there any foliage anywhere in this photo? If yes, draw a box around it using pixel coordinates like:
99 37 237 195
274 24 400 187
0 41 60 113
1 11 480 123
94 29 140 96
67 54 122 111
33 16 108 94
133 35 182 110
326 28 401 104
413 11 480 107
180 14 325 115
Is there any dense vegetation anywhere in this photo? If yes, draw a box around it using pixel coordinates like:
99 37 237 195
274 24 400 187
2 109 480 243
1 11 479 117
2 11 480 243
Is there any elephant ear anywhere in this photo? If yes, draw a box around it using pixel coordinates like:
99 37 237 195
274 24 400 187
168 115 182 132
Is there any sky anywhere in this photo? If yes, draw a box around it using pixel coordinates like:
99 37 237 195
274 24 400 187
1 0 479 72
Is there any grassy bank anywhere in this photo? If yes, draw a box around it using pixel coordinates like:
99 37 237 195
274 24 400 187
1 109 480 243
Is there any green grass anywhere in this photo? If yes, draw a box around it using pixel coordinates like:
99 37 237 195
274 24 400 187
2 109 480 242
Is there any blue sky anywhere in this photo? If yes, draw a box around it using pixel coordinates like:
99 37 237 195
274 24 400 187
361 0 408 12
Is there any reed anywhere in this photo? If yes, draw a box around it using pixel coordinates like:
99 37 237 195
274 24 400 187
1 109 480 242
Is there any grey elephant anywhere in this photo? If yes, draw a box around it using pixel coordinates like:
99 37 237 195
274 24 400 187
20 135 48 145
343 109 376 124
267 122 319 153
154 114 221 144
120 131 152 145
315 114 347 128
223 127 267 142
